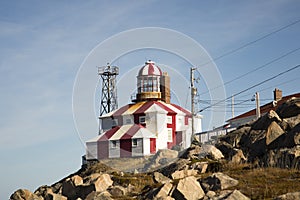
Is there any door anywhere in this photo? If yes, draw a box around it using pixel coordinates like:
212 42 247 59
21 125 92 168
150 138 156 154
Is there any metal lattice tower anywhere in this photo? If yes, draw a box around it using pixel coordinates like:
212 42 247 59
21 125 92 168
98 64 119 116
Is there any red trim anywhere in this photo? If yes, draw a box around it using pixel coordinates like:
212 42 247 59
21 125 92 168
148 63 155 75
167 114 176 149
171 103 192 117
98 126 120 141
121 124 141 139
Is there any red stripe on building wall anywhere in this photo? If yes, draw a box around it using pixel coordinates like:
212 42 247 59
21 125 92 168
167 114 176 149
121 124 141 139
113 104 133 117
98 126 120 141
134 101 155 114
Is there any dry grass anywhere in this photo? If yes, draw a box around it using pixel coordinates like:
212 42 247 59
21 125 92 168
221 163 300 199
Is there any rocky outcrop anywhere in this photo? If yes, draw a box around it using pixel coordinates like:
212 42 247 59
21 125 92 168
201 172 239 191
274 191 300 200
10 189 43 200
216 97 300 169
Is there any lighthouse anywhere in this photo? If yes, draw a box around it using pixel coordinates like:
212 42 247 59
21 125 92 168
86 60 202 160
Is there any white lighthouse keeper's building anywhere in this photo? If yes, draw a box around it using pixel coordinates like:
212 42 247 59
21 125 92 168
86 60 202 160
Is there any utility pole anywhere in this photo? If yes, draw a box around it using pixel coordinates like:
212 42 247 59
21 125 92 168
231 95 234 118
255 92 261 119
190 67 197 140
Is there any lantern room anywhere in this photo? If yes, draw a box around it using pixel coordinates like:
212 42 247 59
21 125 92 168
135 60 164 102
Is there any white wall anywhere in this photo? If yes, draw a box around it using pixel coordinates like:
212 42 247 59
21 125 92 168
86 142 97 160
132 138 143 157
109 140 120 158
143 138 150 155
101 118 113 130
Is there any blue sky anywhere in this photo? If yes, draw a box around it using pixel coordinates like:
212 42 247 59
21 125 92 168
1 1 300 198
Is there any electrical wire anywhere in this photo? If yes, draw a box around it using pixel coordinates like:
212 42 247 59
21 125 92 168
198 47 300 95
198 64 300 112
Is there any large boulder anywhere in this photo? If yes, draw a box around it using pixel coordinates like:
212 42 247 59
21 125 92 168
230 149 247 164
266 121 285 145
277 98 300 118
189 161 208 173
144 149 178 171
154 182 173 199
156 159 190 178
62 175 83 199
252 110 282 130
199 144 224 160
171 169 198 180
283 123 300 148
85 191 113 200
92 174 113 192
179 146 202 160
173 176 205 200
10 189 43 200
153 172 172 184
202 172 239 191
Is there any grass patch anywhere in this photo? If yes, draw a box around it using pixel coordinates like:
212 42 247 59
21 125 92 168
221 163 300 199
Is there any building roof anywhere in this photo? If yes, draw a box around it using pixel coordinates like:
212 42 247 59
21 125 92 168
96 124 156 141
100 100 190 119
227 92 300 122
138 60 162 76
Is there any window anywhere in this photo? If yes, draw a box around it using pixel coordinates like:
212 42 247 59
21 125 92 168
167 116 172 124
126 118 131 124
139 116 146 124
167 129 173 142
132 139 137 147
112 119 118 127
111 141 117 148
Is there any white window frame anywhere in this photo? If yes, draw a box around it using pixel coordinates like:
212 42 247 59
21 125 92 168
167 116 172 124
139 116 146 124
167 128 173 142
126 118 131 124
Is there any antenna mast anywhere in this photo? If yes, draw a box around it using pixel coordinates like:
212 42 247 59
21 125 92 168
98 63 119 117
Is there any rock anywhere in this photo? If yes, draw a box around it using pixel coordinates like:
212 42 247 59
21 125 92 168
265 146 300 169
144 149 178 171
190 161 208 173
215 141 235 159
224 190 250 200
252 110 282 130
266 121 285 145
44 193 67 200
83 173 101 183
283 123 300 148
172 176 205 200
156 159 190 178
205 190 216 198
34 185 52 198
171 169 198 179
85 191 113 200
93 174 113 192
219 126 251 147
179 146 202 160
154 183 173 199
10 189 43 200
153 172 172 184
230 149 247 164
277 97 300 118
199 145 224 160
283 114 300 130
274 191 300 200
62 175 83 199
108 185 126 197
202 172 239 191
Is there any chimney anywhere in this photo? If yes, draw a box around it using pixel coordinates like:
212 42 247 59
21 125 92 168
160 72 171 104
273 88 282 101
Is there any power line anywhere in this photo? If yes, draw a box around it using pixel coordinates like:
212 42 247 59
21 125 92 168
199 64 300 112
197 19 300 68
199 47 300 95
